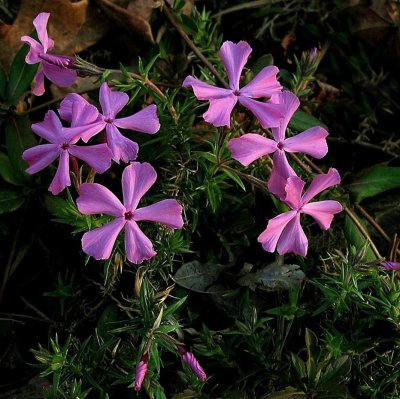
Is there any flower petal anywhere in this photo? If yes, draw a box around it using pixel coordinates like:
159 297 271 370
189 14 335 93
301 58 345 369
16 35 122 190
106 124 139 163
276 213 308 256
238 96 284 128
257 210 297 253
301 200 343 230
284 175 306 210
228 133 276 166
32 69 45 96
134 199 184 228
99 82 129 119
31 110 62 143
219 40 252 91
125 220 157 264
81 218 125 260
240 66 282 98
115 104 160 134
283 126 329 159
267 150 297 200
122 162 157 211
301 168 341 205
23 144 59 174
69 144 112 174
32 12 53 52
203 95 238 127
182 75 232 100
48 150 70 195
42 62 77 87
20 36 43 64
77 183 125 217
270 91 300 142
59 93 100 127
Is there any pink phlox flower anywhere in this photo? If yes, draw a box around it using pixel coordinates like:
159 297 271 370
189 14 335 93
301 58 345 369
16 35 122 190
182 40 284 128
228 90 329 199
76 162 184 264
178 346 206 381
58 82 160 163
134 354 149 391
20 12 77 96
22 108 113 195
381 261 400 270
258 168 343 256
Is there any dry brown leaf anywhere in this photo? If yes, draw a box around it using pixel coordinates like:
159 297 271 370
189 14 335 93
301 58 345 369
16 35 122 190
0 0 108 72
93 0 156 44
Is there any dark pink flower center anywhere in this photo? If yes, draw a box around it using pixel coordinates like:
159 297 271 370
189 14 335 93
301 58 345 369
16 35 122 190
233 90 241 96
277 141 284 150
124 211 133 220
104 117 114 123
61 143 70 150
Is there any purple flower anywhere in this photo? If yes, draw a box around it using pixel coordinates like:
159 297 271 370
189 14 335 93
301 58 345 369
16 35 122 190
258 168 343 256
20 12 77 96
182 40 284 128
381 261 400 270
58 83 160 163
228 90 329 199
134 354 148 391
22 108 112 195
76 162 184 264
178 346 206 381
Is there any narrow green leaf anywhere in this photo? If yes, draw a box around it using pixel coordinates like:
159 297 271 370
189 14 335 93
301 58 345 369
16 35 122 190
7 43 38 103
347 165 400 203
288 109 327 132
0 189 25 214
163 295 187 317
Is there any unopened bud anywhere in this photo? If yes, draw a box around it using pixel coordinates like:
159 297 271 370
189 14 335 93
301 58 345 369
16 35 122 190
178 346 206 381
134 354 149 391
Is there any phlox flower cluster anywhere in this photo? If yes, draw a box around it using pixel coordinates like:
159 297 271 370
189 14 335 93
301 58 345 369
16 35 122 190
183 40 343 257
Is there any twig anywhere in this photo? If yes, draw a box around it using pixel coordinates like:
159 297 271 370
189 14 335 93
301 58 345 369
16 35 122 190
162 2 228 88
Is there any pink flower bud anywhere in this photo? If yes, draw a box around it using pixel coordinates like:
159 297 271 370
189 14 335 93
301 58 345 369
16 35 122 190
178 346 206 381
134 354 149 391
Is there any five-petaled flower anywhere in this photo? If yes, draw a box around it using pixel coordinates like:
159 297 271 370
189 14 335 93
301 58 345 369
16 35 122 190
183 40 284 128
58 83 160 163
258 168 343 256
22 108 112 195
21 12 77 96
228 90 329 199
76 162 184 264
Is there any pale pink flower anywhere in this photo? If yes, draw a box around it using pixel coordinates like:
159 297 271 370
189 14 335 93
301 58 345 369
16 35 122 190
183 40 283 128
20 12 77 96
58 83 160 163
134 354 148 391
228 90 329 199
258 168 343 256
76 162 184 264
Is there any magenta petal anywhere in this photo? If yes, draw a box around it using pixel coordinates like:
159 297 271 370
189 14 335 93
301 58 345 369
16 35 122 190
59 93 89 123
106 124 138 163
59 94 100 127
283 126 329 159
77 183 125 217
182 351 207 381
20 36 43 64
32 69 45 96
114 104 160 134
270 91 300 141
99 82 129 119
31 110 62 143
301 168 341 205
284 176 306 210
81 218 125 260
48 150 70 195
23 144 59 174
381 261 400 270
124 221 157 264
134 359 148 391
204 95 238 127
122 162 157 211
42 62 77 87
182 76 233 100
238 96 284 128
228 133 276 166
32 12 52 52
219 40 252 91
301 200 343 230
69 144 112 174
134 199 183 228
268 151 297 200
240 66 282 98
257 210 297 253
276 213 308 256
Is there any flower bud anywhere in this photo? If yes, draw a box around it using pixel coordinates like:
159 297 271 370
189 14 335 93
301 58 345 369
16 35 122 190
178 346 206 381
134 354 149 391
